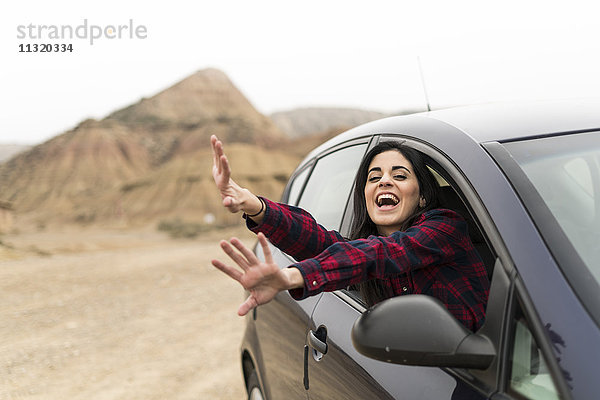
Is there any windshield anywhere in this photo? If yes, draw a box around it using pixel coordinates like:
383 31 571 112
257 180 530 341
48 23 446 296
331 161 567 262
503 131 600 310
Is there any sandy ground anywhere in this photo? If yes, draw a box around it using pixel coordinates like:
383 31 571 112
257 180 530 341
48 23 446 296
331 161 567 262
0 226 255 400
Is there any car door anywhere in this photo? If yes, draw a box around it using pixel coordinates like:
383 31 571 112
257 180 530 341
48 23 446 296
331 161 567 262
251 141 369 399
250 162 319 400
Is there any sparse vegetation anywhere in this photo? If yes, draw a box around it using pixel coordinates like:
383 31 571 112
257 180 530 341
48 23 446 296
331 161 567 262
0 238 14 249
121 180 153 193
157 218 208 239
74 212 96 225
26 245 51 257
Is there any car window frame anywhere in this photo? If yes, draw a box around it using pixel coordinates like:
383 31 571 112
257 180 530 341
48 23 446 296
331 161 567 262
281 160 314 205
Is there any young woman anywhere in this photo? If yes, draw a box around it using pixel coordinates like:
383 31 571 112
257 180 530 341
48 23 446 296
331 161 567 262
210 135 490 331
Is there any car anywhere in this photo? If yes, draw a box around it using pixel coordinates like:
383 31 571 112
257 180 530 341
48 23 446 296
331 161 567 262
239 99 600 400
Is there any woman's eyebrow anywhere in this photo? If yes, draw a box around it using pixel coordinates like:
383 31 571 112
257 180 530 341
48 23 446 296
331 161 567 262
392 166 411 173
368 165 411 174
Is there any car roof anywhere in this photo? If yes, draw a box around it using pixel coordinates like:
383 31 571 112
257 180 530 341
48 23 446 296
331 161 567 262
424 98 600 143
304 99 600 162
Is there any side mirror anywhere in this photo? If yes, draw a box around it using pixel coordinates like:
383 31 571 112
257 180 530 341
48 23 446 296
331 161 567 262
351 295 495 369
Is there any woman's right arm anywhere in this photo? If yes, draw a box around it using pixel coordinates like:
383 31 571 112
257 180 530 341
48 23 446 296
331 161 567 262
211 135 345 259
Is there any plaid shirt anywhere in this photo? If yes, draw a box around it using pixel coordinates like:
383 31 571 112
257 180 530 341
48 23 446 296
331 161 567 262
246 197 490 331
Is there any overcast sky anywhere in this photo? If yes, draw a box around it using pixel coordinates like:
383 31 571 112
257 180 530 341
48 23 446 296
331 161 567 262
2 0 599 144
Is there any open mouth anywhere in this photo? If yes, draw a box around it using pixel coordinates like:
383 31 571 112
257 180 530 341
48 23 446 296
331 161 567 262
376 193 399 208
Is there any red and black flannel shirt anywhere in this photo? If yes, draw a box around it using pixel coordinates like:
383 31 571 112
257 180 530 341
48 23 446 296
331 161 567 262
246 197 490 331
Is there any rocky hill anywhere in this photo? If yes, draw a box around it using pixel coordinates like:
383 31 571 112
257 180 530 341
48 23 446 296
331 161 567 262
0 69 300 229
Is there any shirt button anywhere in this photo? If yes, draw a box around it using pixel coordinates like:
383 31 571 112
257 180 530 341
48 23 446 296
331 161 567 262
312 280 318 286
402 286 408 292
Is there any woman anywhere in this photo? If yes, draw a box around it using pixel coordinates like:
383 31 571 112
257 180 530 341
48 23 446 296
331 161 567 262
210 135 490 331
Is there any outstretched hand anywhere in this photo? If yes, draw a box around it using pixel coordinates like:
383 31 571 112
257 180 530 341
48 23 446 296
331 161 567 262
211 135 246 213
211 233 303 316
210 135 264 217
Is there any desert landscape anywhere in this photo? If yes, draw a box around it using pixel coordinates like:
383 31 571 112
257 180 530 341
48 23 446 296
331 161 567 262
0 67 388 399
1 225 255 399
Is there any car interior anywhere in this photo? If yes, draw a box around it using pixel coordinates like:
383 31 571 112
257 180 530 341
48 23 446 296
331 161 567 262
427 162 496 280
437 184 496 279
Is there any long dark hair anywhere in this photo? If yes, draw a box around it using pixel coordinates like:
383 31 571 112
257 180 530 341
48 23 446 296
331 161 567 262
348 141 441 306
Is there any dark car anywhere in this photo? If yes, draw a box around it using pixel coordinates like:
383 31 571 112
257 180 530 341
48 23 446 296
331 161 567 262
239 100 600 400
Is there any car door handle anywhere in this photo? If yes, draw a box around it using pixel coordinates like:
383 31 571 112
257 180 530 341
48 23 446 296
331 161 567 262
308 328 328 354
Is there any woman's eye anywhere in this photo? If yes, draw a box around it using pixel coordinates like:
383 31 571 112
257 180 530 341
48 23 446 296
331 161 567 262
368 176 381 182
394 174 407 180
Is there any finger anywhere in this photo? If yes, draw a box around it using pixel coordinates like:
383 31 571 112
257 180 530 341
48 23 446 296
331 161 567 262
220 154 231 180
238 295 259 316
258 233 274 264
230 237 259 265
211 259 243 282
222 197 241 213
222 196 235 207
220 239 250 271
210 135 219 169
213 139 226 176
211 135 221 171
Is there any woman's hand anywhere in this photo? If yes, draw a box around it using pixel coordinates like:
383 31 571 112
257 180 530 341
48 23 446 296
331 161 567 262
211 233 304 316
211 135 263 216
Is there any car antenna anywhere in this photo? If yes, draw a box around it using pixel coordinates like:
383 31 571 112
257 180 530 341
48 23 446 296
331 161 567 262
417 56 431 112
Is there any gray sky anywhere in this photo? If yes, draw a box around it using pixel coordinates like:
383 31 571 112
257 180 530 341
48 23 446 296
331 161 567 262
2 0 599 144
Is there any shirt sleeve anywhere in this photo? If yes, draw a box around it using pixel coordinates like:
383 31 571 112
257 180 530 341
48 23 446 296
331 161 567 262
245 197 346 261
288 209 470 299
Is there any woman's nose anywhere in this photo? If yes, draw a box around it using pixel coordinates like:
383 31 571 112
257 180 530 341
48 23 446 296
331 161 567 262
378 174 392 186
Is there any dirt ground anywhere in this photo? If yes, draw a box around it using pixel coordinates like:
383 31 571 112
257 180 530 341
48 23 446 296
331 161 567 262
0 226 256 400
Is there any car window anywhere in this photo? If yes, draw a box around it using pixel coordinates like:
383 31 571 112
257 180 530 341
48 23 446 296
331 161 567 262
286 165 312 205
508 298 559 400
297 144 367 231
502 132 600 326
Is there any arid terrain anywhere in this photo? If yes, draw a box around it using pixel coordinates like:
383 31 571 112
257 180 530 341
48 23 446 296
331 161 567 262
0 67 389 400
0 226 255 399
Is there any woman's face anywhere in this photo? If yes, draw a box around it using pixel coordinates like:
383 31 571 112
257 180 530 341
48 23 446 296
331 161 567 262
364 150 423 236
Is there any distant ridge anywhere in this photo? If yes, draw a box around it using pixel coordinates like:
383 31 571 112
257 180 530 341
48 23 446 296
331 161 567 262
270 107 385 138
0 144 31 163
